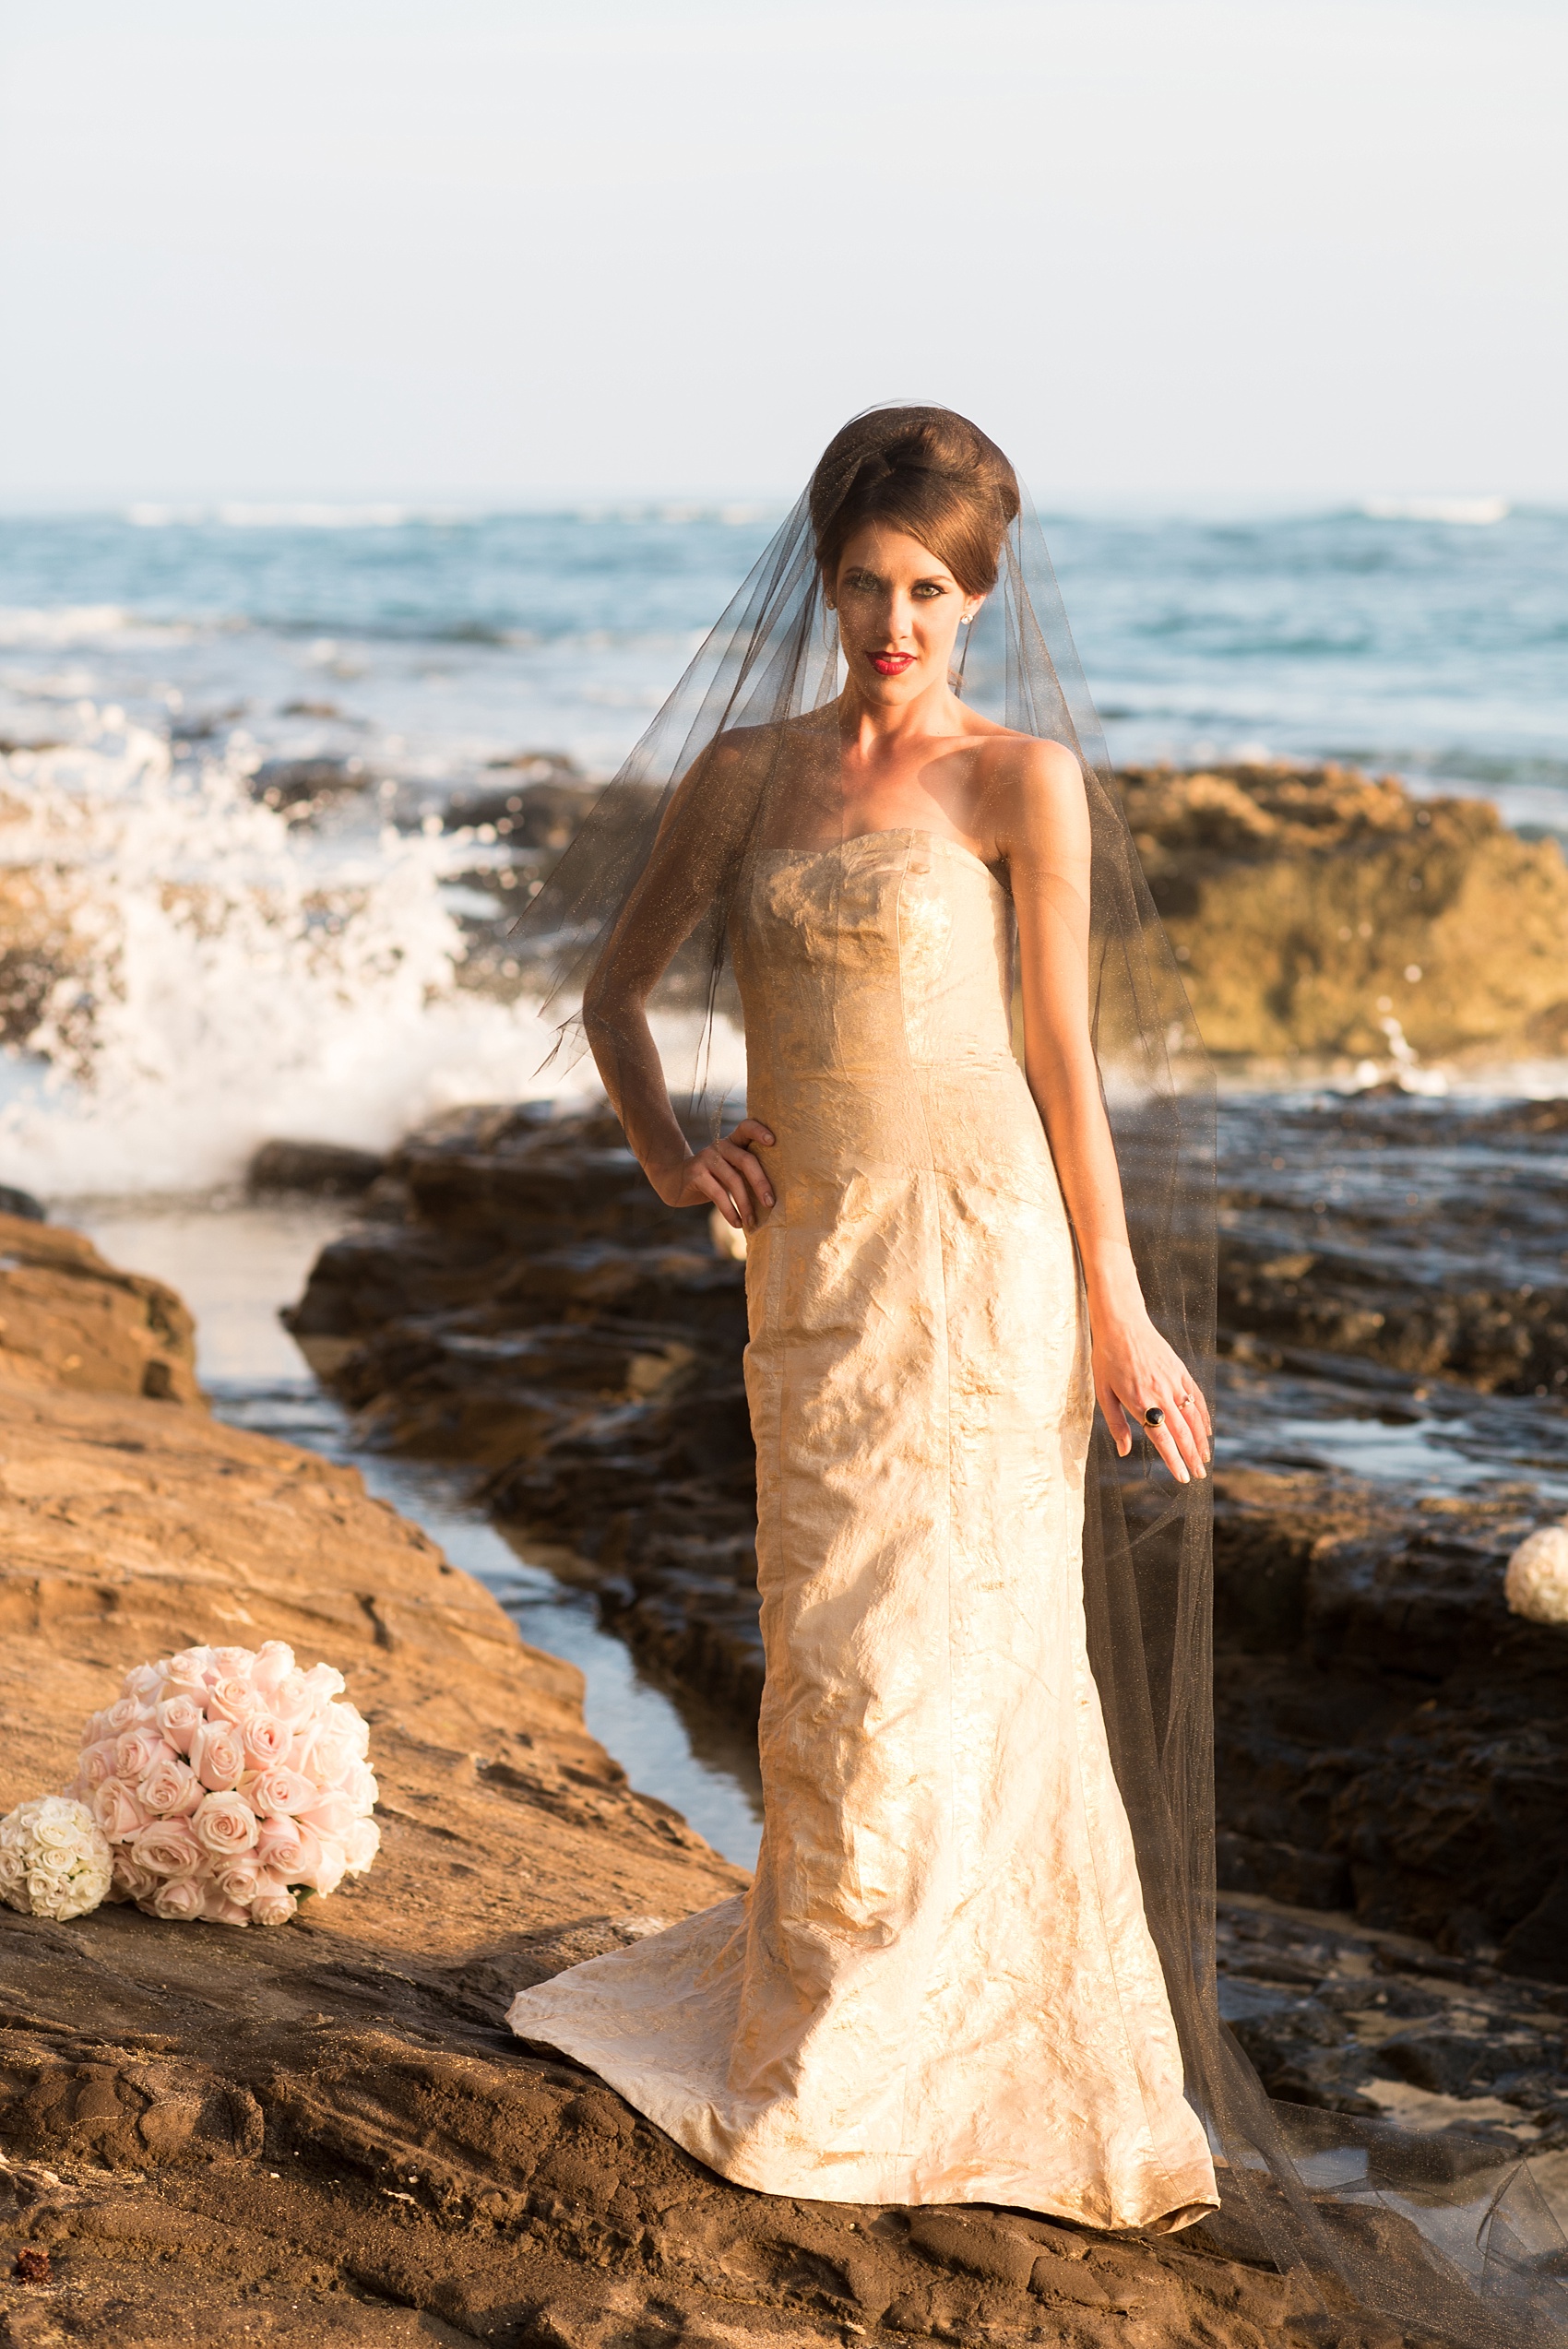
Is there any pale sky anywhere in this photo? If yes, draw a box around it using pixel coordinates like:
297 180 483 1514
1 0 1562 498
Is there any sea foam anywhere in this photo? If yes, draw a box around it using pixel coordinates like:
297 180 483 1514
0 713 637 1200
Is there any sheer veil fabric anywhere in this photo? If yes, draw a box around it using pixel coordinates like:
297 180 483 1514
511 410 1565 2344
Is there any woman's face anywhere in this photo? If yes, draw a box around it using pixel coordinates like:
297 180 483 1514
830 522 980 706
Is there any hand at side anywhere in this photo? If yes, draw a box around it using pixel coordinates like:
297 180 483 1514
1092 1307 1212 1484
648 1119 776 1229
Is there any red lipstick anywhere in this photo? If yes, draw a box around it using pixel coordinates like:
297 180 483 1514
871 654 915 675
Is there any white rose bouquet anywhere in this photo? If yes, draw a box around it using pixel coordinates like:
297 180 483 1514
66 1640 380 1927
0 1794 113 1920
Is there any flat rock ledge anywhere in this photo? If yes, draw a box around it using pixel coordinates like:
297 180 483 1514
0 1229 1392 2347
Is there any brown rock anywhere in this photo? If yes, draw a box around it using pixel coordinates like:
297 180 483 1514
0 1212 199 1404
1121 759 1568 1062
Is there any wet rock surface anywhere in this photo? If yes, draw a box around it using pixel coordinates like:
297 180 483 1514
1203 1089 1568 1977
287 1103 765 1719
248 1137 387 1195
287 1086 1568 1996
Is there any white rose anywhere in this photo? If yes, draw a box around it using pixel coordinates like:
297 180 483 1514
30 1799 89 1853
0 1796 113 1921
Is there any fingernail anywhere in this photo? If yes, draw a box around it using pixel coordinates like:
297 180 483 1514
763 1193 774 1207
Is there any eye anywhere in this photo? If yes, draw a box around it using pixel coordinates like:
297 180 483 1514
911 581 946 599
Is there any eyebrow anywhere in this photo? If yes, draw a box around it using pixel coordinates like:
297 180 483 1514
845 564 955 585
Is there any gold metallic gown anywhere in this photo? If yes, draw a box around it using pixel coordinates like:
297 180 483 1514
507 829 1218 2230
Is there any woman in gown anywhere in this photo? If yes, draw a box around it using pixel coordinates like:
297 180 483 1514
506 409 1565 2341
506 409 1218 2233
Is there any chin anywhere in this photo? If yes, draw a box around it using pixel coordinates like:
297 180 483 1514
856 664 933 704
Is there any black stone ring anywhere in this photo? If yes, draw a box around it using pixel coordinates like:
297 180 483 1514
1143 1406 1166 1430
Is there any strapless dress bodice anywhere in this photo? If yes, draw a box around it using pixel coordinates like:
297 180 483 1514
735 828 1016 1076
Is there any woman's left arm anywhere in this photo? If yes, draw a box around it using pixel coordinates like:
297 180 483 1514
992 739 1210 1484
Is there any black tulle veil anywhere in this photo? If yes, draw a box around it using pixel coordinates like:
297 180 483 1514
511 409 1566 2345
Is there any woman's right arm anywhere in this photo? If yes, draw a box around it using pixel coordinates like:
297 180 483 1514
582 758 775 1231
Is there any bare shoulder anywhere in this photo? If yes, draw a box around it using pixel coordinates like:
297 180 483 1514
698 710 824 782
972 732 1087 851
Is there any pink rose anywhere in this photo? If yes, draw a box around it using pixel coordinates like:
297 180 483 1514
200 1885 251 1927
204 1674 256 1725
131 1818 201 1878
193 1789 259 1857
241 1713 289 1769
154 1691 203 1753
76 1738 122 1794
123 1661 164 1701
246 1766 317 1816
315 1729 358 1782
342 1817 380 1874
82 1708 115 1746
338 1762 377 1812
249 1876 298 1928
209 1644 255 1679
267 1668 314 1726
212 1853 266 1904
251 1640 296 1693
191 1717 245 1791
116 1726 173 1783
295 1833 346 1898
255 1815 310 1876
150 1874 204 1922
165 1646 214 1688
93 1777 149 1842
299 1793 357 1843
109 1850 160 1904
107 1693 154 1733
137 1754 202 1818
301 1663 346 1704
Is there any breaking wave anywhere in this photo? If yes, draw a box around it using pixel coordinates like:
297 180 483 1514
0 715 627 1200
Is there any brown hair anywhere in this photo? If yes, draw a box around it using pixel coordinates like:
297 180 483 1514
809 406 1021 599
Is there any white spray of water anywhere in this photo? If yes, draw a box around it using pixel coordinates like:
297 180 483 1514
0 715 629 1199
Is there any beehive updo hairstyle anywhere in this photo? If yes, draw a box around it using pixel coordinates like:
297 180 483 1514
808 407 1022 601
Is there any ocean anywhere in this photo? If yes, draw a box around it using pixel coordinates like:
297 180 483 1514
1 496 1564 1199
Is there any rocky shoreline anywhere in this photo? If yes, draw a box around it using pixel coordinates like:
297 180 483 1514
18 1219 1562 2342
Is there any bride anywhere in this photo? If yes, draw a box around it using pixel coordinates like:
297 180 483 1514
507 407 1217 2231
505 409 1560 2340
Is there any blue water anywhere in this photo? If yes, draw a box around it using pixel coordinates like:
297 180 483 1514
3 500 1564 825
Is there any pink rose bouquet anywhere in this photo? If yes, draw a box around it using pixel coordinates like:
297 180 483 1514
71 1641 379 1928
